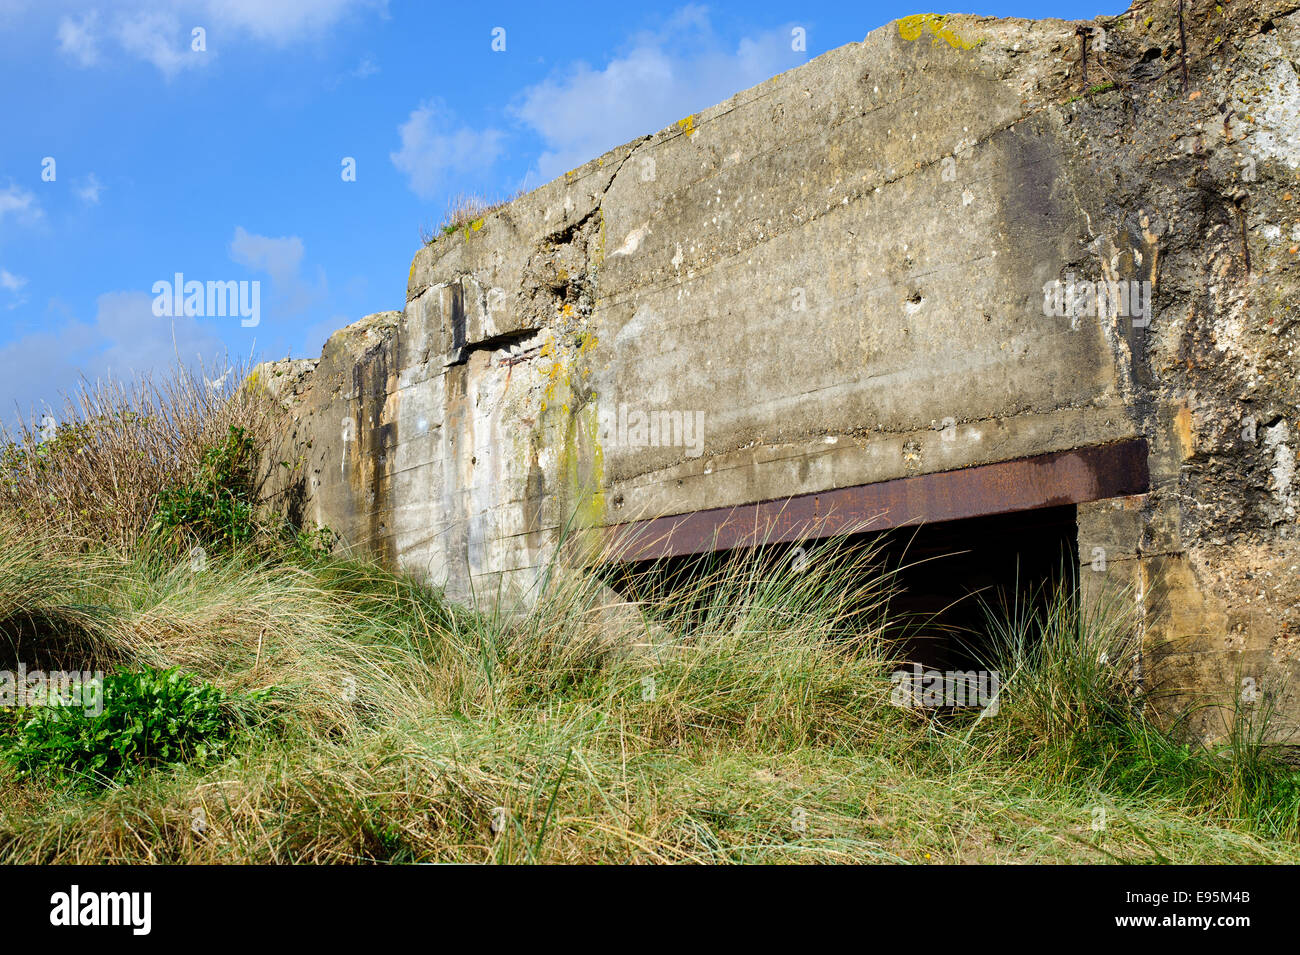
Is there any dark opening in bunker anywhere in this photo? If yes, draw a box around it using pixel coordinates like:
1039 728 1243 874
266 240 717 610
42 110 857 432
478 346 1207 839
870 505 1077 670
602 504 1079 671
600 442 1147 669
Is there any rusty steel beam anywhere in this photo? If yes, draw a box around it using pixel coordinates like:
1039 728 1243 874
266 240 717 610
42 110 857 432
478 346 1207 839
604 439 1148 561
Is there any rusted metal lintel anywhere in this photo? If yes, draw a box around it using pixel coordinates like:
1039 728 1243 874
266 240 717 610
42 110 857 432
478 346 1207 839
604 439 1149 562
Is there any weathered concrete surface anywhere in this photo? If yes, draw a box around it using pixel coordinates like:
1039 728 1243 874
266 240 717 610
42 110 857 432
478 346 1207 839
264 0 1300 737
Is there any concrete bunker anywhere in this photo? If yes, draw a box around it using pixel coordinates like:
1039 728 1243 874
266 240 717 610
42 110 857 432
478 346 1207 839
264 6 1300 739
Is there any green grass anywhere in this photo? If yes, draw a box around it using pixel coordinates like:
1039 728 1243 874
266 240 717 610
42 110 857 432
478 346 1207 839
0 517 1297 864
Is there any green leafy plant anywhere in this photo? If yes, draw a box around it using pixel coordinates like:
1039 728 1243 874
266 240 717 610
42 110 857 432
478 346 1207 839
1 666 268 789
284 524 338 564
153 425 260 550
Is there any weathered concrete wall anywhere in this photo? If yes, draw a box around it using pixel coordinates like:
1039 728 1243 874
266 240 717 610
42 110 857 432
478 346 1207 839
264 0 1300 737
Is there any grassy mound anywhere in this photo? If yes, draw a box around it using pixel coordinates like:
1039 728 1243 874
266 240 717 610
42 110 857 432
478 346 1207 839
0 365 1296 863
0 517 1293 863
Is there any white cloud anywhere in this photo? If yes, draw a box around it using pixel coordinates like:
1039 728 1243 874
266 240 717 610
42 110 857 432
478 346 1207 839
325 54 378 90
56 10 100 66
390 101 505 200
203 0 382 45
94 291 228 372
229 226 323 316
0 291 228 420
75 173 102 204
0 182 42 226
46 1 383 76
116 10 201 79
229 227 303 284
513 6 805 181
0 268 28 310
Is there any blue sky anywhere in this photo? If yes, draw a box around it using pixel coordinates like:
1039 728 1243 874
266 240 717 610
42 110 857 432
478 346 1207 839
0 0 1124 421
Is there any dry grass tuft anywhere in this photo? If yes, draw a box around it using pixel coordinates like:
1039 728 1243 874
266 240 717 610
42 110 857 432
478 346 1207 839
419 190 525 245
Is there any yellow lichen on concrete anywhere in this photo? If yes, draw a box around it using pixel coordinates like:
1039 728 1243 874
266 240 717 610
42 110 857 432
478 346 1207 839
530 330 606 535
538 339 562 413
897 14 976 50
558 400 606 532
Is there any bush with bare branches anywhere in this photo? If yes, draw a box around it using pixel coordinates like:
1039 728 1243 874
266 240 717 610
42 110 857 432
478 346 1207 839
0 361 282 552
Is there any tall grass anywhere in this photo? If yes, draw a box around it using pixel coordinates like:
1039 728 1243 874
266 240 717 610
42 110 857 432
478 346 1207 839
0 512 1297 863
975 577 1300 842
977 578 1141 750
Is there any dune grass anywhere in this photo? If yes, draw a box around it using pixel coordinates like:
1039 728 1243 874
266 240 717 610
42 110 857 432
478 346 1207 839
0 514 1297 864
